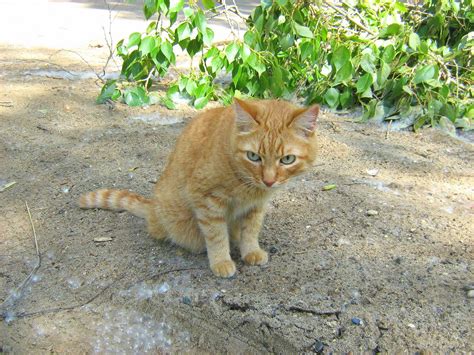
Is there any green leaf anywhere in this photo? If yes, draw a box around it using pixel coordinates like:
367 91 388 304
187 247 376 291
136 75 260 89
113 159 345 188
161 96 176 110
225 42 240 63
194 10 207 34
409 32 420 51
332 46 350 71
360 87 373 98
203 28 214 46
249 58 266 76
183 7 194 18
324 88 339 108
438 116 456 136
294 23 314 38
143 0 157 19
280 34 294 51
261 0 272 9
160 41 173 62
210 55 223 73
413 115 429 131
169 0 184 13
127 32 141 48
194 97 209 109
276 0 287 5
382 45 395 63
322 184 337 191
244 31 258 46
339 89 353 108
139 36 156 55
356 73 373 94
241 44 252 62
402 85 415 96
360 53 376 73
413 64 437 84
176 22 191 41
377 61 391 87
186 79 197 96
419 41 429 54
380 23 402 38
97 80 118 103
202 0 215 10
335 61 353 83
300 41 313 61
270 66 284 96
124 87 149 107
246 52 265 76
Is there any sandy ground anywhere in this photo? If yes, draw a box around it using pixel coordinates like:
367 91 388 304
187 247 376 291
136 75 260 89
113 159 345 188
1 1 473 353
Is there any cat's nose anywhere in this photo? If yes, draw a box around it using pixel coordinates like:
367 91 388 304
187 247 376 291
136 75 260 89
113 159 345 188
263 179 275 187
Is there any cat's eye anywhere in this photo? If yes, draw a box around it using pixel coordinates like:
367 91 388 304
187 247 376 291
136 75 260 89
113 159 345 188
280 155 296 165
246 151 261 162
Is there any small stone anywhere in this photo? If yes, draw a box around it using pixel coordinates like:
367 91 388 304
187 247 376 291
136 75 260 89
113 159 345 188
182 296 192 306
367 168 379 176
211 292 222 301
313 340 324 353
269 246 279 254
351 317 363 325
376 320 389 330
157 282 170 294
366 210 379 216
407 323 416 329
467 290 474 298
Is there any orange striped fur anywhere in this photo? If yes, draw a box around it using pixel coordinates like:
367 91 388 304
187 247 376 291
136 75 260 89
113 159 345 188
79 99 319 277
79 189 152 218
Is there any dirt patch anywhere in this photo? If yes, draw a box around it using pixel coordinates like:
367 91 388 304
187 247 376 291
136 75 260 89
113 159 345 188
1 22 473 355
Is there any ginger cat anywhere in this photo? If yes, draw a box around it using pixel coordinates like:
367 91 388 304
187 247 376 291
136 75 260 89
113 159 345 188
79 99 319 277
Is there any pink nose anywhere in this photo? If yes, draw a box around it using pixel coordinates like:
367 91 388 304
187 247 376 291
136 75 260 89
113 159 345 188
263 180 275 187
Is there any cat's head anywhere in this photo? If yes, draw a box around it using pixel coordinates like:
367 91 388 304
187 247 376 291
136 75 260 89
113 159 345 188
232 98 319 190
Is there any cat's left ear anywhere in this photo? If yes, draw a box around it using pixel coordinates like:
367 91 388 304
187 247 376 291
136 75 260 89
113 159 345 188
290 104 319 137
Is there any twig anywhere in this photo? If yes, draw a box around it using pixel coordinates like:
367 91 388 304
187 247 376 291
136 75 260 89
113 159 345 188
385 119 392 140
324 2 376 36
101 0 120 75
49 50 104 83
0 101 13 107
2 266 203 321
0 202 42 310
287 305 341 316
5 273 125 320
0 181 16 192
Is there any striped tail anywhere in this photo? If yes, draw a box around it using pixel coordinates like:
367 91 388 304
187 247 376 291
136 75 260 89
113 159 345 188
79 189 152 219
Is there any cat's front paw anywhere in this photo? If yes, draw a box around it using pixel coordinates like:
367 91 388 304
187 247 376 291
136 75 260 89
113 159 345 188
243 249 268 266
210 260 236 278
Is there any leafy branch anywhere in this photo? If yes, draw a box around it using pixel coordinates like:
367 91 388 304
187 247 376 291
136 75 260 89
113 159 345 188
98 0 473 132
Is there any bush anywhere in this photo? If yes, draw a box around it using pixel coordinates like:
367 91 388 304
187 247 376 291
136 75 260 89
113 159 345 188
98 0 473 131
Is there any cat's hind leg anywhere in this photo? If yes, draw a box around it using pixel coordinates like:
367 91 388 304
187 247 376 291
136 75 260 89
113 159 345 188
145 202 167 240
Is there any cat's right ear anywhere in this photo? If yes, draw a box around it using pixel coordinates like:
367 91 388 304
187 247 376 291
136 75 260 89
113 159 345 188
233 98 259 133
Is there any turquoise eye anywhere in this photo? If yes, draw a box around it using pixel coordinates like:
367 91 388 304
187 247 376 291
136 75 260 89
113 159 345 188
280 155 296 165
246 151 261 162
